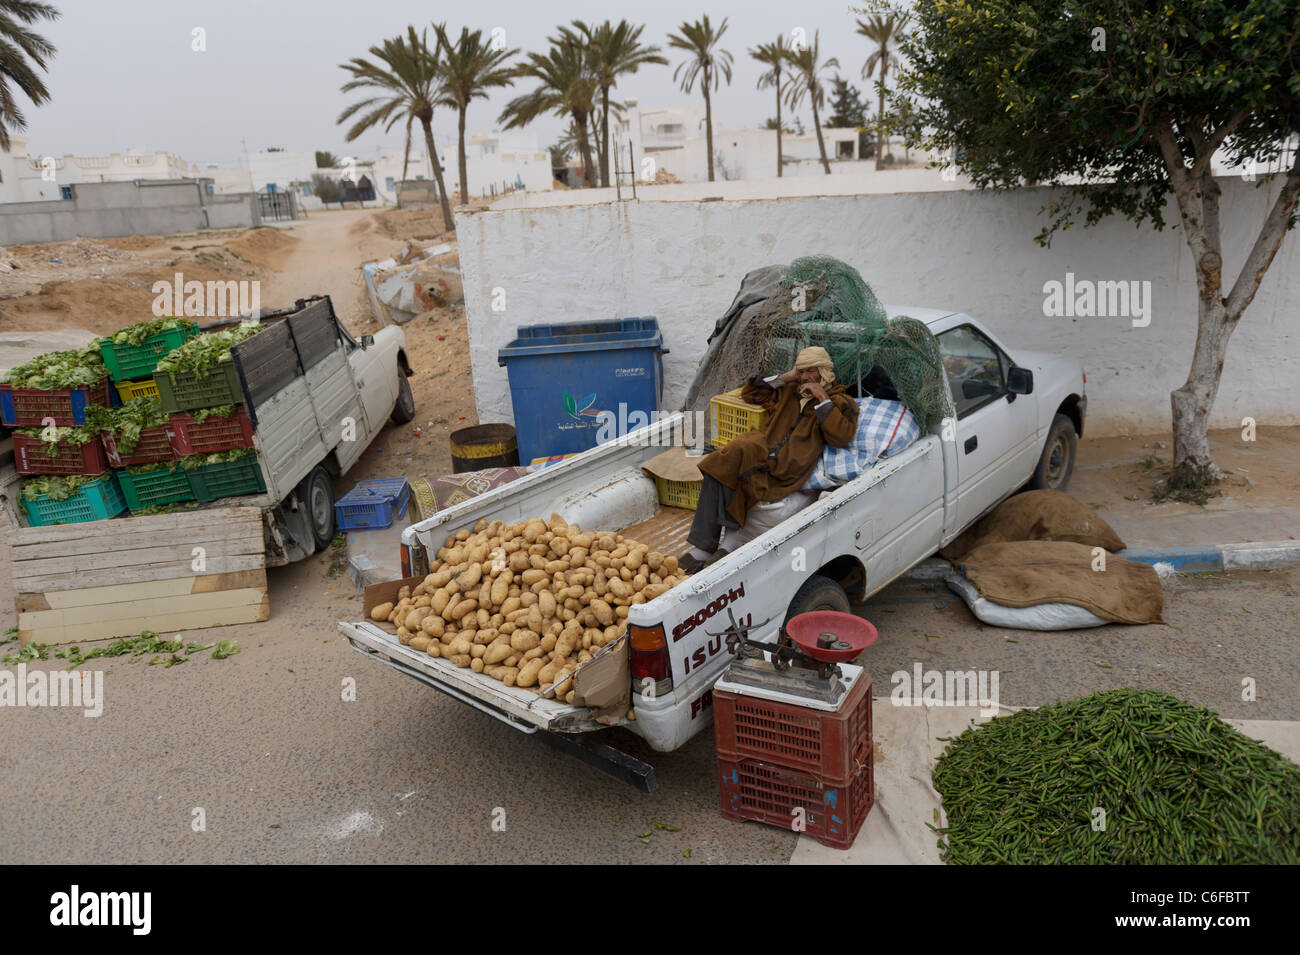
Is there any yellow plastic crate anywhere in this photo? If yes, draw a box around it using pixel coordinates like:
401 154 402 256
654 475 701 510
115 378 160 402
709 388 769 448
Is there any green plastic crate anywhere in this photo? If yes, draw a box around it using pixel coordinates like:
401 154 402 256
153 362 244 413
118 466 196 511
100 324 198 382
185 455 266 502
21 473 126 526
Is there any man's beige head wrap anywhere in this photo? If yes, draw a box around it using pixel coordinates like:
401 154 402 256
794 346 835 409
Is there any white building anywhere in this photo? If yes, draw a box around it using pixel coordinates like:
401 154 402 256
0 141 204 203
439 129 553 200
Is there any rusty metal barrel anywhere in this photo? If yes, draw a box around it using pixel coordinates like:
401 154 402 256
449 423 520 473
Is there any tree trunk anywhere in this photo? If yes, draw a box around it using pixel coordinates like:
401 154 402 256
599 87 611 188
704 64 715 183
812 93 831 174
575 112 596 187
457 106 469 205
419 117 454 232
1170 287 1234 476
775 77 783 177
876 82 886 170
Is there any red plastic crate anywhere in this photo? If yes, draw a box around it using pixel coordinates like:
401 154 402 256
102 425 175 468
717 747 874 850
166 407 255 455
12 433 110 476
0 377 113 427
713 673 873 780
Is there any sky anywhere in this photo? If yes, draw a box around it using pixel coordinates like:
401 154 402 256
16 0 897 168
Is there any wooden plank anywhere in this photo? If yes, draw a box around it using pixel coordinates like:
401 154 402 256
15 554 266 594
19 594 268 646
620 505 694 557
10 506 262 546
15 569 268 612
14 537 265 580
20 587 267 630
11 516 262 561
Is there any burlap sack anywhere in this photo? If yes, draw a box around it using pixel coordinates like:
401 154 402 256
940 490 1126 561
641 446 705 483
959 540 1164 625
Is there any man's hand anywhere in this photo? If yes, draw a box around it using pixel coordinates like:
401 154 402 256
800 381 829 403
778 369 801 384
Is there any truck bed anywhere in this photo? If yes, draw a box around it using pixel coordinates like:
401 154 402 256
619 505 694 555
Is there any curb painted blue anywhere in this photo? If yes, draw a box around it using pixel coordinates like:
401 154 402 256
1116 547 1224 574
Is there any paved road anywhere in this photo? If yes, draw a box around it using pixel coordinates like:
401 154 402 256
0 562 1294 864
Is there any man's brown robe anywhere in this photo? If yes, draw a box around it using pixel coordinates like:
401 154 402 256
698 377 859 528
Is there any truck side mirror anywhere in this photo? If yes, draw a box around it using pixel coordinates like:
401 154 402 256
361 335 375 348
1007 366 1033 395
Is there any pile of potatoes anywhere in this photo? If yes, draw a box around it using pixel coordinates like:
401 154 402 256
369 513 687 703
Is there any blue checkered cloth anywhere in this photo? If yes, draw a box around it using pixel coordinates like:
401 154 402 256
801 398 921 491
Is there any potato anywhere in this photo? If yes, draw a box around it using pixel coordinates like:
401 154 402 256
615 606 629 619
484 641 513 665
429 589 450 615
544 559 567 575
504 654 519 668
469 644 486 659
538 660 561 685
521 569 547 587
536 591 556 619
500 595 521 617
540 634 558 653
554 631 577 659
522 520 547 543
471 658 484 673
397 627 412 645
421 614 445 637
521 646 545 663
409 634 432 653
448 654 472 668
565 690 576 705
545 620 563 639
458 563 482 588
398 585 411 600
454 529 470 542
508 551 531 572
510 630 540 652
570 533 594 549
371 602 394 621
591 599 614 626
578 650 593 663
516 659 544 688
608 579 631 600
440 595 461 621
474 628 498 645
501 667 520 687
490 574 511 607
549 537 570 556
425 641 441 658
450 636 474 656
604 624 623 644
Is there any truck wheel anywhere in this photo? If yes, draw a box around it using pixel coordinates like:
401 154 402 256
784 574 852 626
302 465 336 552
390 373 415 424
1027 413 1078 491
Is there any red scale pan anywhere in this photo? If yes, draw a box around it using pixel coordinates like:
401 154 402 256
785 611 878 663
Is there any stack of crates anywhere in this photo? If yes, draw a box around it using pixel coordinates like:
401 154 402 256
713 669 875 850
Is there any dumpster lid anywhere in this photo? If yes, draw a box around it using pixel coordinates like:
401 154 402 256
498 317 662 363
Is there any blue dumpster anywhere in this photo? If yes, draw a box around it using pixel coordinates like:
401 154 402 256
498 317 666 463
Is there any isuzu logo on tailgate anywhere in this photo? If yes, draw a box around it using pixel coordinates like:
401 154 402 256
672 582 746 642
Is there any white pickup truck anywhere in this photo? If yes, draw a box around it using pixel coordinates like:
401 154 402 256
340 306 1085 790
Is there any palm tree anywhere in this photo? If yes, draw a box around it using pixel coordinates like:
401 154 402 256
500 33 599 187
0 0 59 151
338 26 454 229
434 23 518 204
784 32 839 175
667 15 733 183
565 20 666 187
857 13 910 170
750 36 792 177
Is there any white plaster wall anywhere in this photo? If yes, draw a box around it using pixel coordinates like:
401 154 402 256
456 176 1299 437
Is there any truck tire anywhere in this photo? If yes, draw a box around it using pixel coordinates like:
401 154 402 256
1027 413 1078 491
784 574 852 626
302 465 336 552
390 373 415 425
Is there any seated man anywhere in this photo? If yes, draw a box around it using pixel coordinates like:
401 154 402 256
680 346 859 572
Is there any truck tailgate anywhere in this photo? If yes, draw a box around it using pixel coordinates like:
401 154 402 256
339 620 606 734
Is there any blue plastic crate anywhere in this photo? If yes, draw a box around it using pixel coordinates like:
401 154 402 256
335 478 411 532
497 317 666 463
22 473 127 526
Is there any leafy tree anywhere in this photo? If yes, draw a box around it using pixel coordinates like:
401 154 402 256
338 26 454 230
315 151 339 168
311 173 345 207
856 12 909 170
667 15 733 182
434 22 518 204
751 36 793 177
883 0 1300 481
567 20 666 187
501 32 598 187
0 0 58 150
548 137 572 170
784 31 839 175
826 77 866 129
